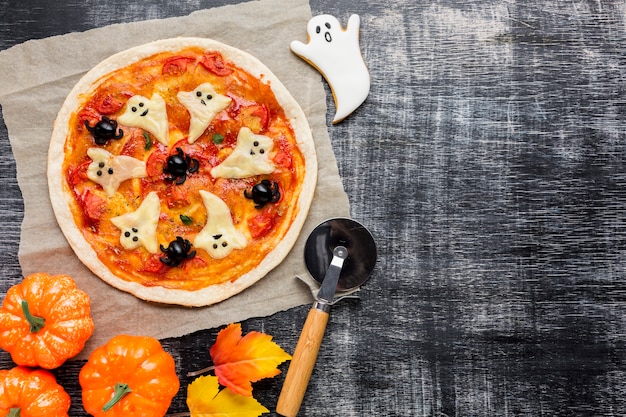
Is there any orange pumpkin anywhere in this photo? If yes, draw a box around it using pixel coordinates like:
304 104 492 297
0 272 95 369
0 366 71 417
79 334 180 417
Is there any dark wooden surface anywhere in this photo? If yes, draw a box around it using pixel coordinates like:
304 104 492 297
2 0 626 415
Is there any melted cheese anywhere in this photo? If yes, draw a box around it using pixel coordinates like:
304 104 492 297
177 82 232 144
194 190 247 259
86 148 147 197
210 127 275 179
110 191 160 253
118 93 169 146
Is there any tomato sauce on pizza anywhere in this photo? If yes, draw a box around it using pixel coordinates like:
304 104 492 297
58 45 309 293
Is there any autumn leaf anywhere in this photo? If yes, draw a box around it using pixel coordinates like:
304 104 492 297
187 375 269 417
210 323 291 397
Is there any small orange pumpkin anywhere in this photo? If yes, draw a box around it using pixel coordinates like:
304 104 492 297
79 334 180 417
0 366 71 417
0 272 95 369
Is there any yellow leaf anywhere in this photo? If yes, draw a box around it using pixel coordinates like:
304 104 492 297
210 323 292 397
187 375 269 417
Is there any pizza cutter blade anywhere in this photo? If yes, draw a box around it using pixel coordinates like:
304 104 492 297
276 217 377 417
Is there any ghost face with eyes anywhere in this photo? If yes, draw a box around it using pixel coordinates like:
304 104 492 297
110 191 160 254
210 127 275 179
86 148 147 197
194 190 247 259
314 17 336 43
117 93 169 146
291 14 370 123
177 83 232 144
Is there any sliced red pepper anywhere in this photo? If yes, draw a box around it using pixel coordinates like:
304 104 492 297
79 189 106 225
183 255 208 274
76 108 101 134
92 92 125 115
172 138 221 168
240 104 270 132
141 254 169 275
146 144 169 177
226 93 254 117
165 183 191 208
200 52 233 76
162 56 196 76
273 149 292 169
248 209 277 239
67 160 91 188
251 104 269 128
119 132 147 158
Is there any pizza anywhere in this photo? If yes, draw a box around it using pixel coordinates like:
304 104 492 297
47 38 317 306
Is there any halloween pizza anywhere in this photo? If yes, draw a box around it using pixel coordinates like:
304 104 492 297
47 38 317 306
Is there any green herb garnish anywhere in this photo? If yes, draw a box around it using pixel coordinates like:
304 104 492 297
143 132 152 150
180 215 193 225
212 133 225 144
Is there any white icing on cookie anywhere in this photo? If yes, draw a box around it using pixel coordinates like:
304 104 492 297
110 191 160 253
291 14 370 123
177 83 232 144
210 127 275 179
118 93 169 146
194 190 247 259
86 148 147 197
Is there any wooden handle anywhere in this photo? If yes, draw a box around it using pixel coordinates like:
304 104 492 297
276 306 330 417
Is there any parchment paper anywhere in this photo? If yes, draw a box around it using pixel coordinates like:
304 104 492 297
0 0 349 358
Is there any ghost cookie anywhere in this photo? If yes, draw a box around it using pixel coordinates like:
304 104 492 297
86 148 147 197
194 190 247 259
118 93 169 146
177 83 232 144
110 191 160 253
291 14 370 123
210 127 275 179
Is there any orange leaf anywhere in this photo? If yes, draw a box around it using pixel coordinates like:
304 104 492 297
210 323 291 397
187 375 269 417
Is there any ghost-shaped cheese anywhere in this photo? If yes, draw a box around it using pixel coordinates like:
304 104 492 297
118 93 169 146
194 190 247 259
177 83 232 144
291 14 370 123
210 127 275 179
110 191 160 253
86 148 147 197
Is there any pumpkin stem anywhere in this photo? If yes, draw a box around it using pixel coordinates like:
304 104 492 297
21 300 45 333
102 382 132 412
186 365 215 377
8 407 20 417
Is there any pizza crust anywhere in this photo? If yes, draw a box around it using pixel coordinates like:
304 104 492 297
48 37 317 306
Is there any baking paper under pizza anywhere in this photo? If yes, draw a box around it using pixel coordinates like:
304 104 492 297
47 38 317 306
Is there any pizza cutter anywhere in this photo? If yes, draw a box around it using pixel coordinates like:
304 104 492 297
276 217 377 417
